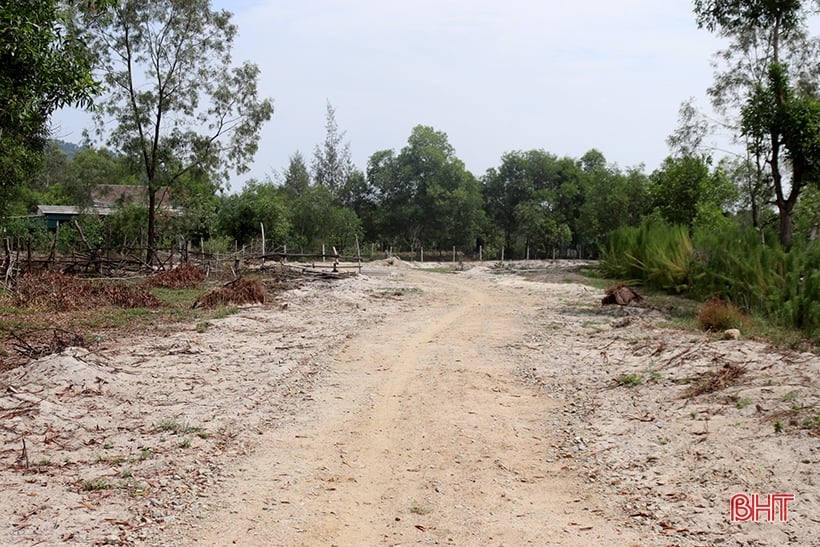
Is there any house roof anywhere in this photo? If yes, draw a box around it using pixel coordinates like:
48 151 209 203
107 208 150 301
36 205 115 216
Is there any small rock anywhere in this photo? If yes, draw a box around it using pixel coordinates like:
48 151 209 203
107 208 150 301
723 329 741 340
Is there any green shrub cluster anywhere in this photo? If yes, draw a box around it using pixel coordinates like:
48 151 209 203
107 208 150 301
602 219 820 338
600 218 692 292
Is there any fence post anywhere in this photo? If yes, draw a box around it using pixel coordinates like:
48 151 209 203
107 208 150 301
260 222 266 260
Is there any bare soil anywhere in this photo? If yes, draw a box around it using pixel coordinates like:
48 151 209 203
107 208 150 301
1 260 817 546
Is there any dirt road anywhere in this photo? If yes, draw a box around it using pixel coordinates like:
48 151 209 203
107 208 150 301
178 269 640 546
4 262 815 546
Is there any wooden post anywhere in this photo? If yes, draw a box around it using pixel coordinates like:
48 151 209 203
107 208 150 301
479 245 483 262
420 245 424 263
322 243 326 263
260 222 266 260
453 246 456 263
526 246 530 261
501 246 505 262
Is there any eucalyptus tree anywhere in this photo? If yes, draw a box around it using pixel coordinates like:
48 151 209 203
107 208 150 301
77 0 273 264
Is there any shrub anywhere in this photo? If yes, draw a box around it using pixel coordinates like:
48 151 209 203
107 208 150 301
697 298 743 331
601 219 692 292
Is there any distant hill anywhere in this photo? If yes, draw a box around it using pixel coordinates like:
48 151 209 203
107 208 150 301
52 139 87 159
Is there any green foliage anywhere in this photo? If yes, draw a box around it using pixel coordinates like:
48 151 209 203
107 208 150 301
218 180 290 248
615 373 644 387
649 156 737 228
0 0 107 214
367 125 483 252
773 241 820 337
79 0 274 264
601 219 693 292
688 221 782 310
603 209 820 339
481 149 589 258
577 157 650 253
312 101 353 200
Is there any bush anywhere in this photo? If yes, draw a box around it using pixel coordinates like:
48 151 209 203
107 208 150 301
601 219 692 291
689 223 783 311
697 298 743 331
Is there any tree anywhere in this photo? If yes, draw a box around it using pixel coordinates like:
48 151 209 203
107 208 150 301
741 62 820 244
218 180 289 247
312 101 353 200
78 0 273 264
0 0 110 214
280 151 311 201
483 149 586 258
388 125 482 252
649 155 736 228
694 0 820 246
284 184 362 253
576 150 650 252
483 151 536 256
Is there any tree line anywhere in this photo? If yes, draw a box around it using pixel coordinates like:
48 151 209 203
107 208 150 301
0 1 818 267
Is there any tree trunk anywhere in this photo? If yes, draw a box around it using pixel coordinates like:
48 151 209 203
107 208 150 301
778 204 794 248
147 188 157 266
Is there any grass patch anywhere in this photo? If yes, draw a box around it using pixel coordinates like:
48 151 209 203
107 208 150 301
212 306 239 320
801 414 820 430
615 373 644 387
80 478 113 491
155 419 205 436
409 504 433 515
735 397 753 409
150 287 202 307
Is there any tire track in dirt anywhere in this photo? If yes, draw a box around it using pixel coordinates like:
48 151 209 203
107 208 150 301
180 270 642 546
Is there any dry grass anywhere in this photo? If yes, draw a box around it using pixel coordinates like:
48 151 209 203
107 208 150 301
193 278 266 309
14 272 164 311
685 362 746 397
144 264 205 289
697 298 743 331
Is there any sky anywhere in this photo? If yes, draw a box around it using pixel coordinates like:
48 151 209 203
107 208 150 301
53 0 736 189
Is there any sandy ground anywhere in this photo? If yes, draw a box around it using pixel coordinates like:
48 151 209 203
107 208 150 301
0 260 817 546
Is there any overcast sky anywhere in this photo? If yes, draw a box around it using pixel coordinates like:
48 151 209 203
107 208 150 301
54 0 738 189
